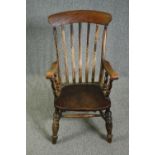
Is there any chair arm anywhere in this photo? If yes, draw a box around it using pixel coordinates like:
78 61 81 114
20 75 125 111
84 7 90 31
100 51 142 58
46 61 61 97
102 60 119 80
46 61 59 79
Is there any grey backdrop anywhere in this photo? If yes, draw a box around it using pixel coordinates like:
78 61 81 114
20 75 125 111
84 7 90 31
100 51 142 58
27 0 129 155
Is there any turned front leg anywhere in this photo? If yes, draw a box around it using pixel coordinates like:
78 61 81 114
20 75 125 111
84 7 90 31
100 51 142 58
52 109 61 144
105 108 113 143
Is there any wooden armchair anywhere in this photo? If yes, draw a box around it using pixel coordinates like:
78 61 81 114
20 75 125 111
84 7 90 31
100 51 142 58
46 10 119 144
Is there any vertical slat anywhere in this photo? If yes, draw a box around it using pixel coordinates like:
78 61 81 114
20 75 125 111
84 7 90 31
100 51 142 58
53 27 61 82
70 24 76 83
92 24 99 82
78 23 82 82
61 25 69 83
85 23 90 82
103 25 107 58
99 25 107 83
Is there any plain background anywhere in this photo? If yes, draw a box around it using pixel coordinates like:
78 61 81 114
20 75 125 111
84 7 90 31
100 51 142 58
26 0 129 155
1 0 155 155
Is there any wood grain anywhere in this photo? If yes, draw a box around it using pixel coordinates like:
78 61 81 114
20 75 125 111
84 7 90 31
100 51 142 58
70 24 76 83
62 113 101 118
53 27 61 81
85 23 90 82
78 23 82 82
103 60 119 80
55 84 111 111
46 10 119 144
103 26 107 58
48 10 112 26
61 25 69 83
46 61 58 79
92 24 99 82
99 26 107 83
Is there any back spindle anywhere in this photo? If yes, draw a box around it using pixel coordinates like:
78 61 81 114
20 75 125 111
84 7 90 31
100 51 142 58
52 15 109 85
53 27 61 82
103 25 107 58
99 25 108 83
78 23 82 82
92 24 99 82
70 24 76 83
61 25 69 83
85 23 90 82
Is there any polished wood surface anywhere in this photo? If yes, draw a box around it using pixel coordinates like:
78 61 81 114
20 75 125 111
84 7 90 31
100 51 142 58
70 24 76 83
50 11 115 84
52 27 61 81
46 61 58 79
85 23 90 82
55 84 111 111
78 23 82 82
103 59 119 80
99 26 107 82
102 26 107 58
52 109 61 144
92 24 99 82
62 113 101 118
48 10 112 26
46 10 119 144
51 25 117 83
61 25 69 83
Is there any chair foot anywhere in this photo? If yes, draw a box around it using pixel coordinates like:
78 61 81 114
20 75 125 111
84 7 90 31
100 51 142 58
52 136 58 144
105 108 112 143
52 109 61 144
107 134 112 143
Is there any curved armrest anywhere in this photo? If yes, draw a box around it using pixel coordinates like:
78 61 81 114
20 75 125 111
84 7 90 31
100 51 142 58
103 60 119 80
46 61 59 79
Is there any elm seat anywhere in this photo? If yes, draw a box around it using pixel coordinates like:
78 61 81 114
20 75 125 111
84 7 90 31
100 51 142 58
55 84 111 111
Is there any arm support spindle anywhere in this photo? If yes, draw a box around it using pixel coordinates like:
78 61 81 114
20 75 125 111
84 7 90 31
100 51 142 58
101 59 119 97
46 61 61 97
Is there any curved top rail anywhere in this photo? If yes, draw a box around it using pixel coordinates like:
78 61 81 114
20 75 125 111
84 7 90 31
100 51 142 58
48 10 112 26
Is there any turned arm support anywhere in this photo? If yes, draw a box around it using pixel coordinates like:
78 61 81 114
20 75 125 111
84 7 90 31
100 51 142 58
101 59 119 97
102 59 119 80
46 61 61 97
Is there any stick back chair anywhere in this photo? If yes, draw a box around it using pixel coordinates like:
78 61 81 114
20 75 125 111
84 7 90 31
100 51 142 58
46 10 119 144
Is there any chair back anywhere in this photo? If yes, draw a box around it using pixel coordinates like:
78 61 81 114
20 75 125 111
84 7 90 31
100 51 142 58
48 10 112 84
